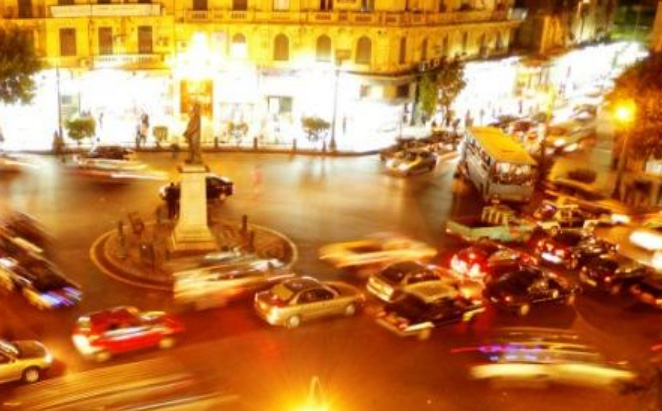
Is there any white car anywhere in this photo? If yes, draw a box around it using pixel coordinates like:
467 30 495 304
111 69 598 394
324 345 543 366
630 219 662 251
545 120 595 154
319 235 437 269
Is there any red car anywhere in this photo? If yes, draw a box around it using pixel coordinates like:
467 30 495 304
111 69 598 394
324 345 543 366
72 306 185 362
450 239 536 281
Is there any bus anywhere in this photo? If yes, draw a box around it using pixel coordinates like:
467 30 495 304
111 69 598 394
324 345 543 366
458 126 537 203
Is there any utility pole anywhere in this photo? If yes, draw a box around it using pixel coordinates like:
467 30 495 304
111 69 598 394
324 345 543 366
56 64 63 140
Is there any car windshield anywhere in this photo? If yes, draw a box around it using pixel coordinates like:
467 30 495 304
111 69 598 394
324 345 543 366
553 232 583 246
271 283 295 301
0 339 18 357
391 294 428 317
32 273 69 292
380 262 423 282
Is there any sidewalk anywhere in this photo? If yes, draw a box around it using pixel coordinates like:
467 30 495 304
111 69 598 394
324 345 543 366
90 214 298 291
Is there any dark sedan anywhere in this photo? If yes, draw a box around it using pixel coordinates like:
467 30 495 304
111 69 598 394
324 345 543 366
580 254 651 295
629 277 662 309
535 231 615 269
84 145 135 161
159 174 234 202
484 266 578 316
451 239 536 281
376 282 484 340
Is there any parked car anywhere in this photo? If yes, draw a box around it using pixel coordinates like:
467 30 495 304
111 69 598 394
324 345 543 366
535 231 616 269
484 266 578 316
254 277 365 328
580 254 651 295
376 282 485 340
0 256 82 309
72 306 185 362
383 149 438 176
450 239 536 281
630 219 662 251
629 277 662 309
174 258 295 309
379 137 427 161
1 212 50 248
159 174 234 202
0 338 53 384
319 234 437 270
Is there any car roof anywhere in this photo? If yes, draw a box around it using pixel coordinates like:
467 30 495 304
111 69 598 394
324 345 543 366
405 281 458 303
86 306 140 327
282 277 320 292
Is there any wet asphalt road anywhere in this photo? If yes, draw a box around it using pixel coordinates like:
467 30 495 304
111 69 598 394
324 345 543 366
0 151 654 411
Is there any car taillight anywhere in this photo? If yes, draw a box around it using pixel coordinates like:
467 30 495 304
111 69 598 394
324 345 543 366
555 248 566 257
537 240 545 249
631 285 641 294
397 318 410 330
376 310 387 319
604 276 612 283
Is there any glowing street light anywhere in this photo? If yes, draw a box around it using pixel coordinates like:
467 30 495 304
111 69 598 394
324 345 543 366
613 99 636 199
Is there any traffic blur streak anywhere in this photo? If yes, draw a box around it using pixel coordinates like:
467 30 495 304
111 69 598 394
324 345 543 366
3 356 239 410
453 327 636 390
65 158 167 184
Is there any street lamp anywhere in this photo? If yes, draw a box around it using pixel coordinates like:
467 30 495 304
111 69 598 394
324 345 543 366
612 99 636 199
537 87 555 184
330 50 350 152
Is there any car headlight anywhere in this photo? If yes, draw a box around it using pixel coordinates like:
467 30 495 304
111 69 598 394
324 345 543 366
611 214 631 224
553 138 566 147
652 252 662 271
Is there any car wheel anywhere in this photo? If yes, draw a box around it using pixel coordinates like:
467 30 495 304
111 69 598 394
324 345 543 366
94 350 112 363
609 284 621 296
286 315 301 329
518 304 531 316
22 367 41 384
344 303 357 317
158 336 176 349
417 328 432 341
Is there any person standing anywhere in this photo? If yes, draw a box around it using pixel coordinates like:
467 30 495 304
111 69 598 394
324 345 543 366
252 164 264 200
165 183 178 219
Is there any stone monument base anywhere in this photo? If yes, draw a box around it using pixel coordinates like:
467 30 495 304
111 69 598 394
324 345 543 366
168 163 218 256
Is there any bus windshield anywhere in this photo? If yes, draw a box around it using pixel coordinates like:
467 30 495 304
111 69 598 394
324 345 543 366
492 162 535 185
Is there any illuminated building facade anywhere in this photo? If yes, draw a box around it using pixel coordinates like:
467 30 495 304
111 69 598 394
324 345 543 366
0 0 523 149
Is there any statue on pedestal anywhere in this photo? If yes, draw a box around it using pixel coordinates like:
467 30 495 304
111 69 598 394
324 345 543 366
183 103 203 165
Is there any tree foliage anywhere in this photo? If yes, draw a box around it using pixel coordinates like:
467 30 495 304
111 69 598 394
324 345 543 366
0 25 42 105
301 116 330 142
417 73 438 120
606 53 662 163
228 121 249 142
436 60 467 125
65 116 96 145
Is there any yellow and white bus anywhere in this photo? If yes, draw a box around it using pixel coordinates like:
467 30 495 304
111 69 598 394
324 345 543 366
458 126 538 203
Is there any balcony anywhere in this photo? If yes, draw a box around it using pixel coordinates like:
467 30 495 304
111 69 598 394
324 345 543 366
93 53 166 69
179 8 517 25
50 3 162 18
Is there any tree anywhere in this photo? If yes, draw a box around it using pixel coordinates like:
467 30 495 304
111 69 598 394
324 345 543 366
436 59 466 127
606 53 662 167
301 116 330 143
0 25 42 105
417 72 438 123
65 116 96 146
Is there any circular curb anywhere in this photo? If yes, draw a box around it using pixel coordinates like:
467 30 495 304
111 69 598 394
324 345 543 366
89 221 299 291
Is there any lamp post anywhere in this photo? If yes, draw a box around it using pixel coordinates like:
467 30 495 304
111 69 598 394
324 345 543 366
612 100 636 199
330 50 349 152
56 63 63 141
537 87 555 184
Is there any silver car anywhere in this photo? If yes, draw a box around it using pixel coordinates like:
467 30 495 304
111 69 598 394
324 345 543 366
254 277 365 328
0 338 53 384
174 258 295 310
367 260 448 302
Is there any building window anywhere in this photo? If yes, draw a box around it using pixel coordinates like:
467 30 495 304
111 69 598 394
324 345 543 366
231 33 247 59
58 0 74 4
356 36 371 64
495 32 504 50
320 0 333 11
138 26 153 54
193 0 207 11
359 85 371 98
18 0 33 18
273 0 289 10
267 96 292 115
442 36 449 57
361 0 374 11
97 0 111 4
396 84 410 98
98 27 113 55
233 0 247 11
316 35 331 62
59 28 76 57
421 38 428 61
399 37 406 64
438 0 446 11
462 32 469 53
273 34 289 61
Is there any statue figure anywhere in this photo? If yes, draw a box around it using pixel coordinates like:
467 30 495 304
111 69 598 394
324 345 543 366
183 103 203 164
